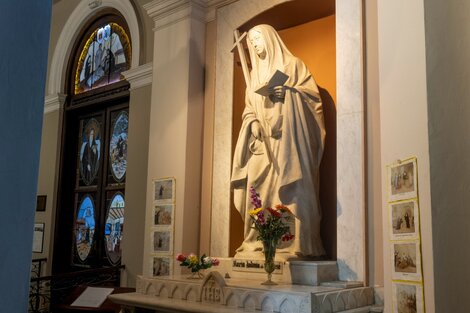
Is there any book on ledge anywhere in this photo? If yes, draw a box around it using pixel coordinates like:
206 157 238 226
70 286 114 308
255 70 289 97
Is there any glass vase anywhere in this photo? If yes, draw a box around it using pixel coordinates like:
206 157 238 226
261 238 277 285
187 270 204 279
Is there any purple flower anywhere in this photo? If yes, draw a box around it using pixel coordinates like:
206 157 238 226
250 186 262 208
257 211 266 225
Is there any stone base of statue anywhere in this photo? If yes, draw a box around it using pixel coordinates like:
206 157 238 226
109 266 376 313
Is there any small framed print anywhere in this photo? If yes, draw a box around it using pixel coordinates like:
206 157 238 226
388 158 418 202
153 204 174 227
153 177 175 203
32 223 45 253
36 195 47 212
152 256 172 277
392 241 422 281
392 281 424 313
390 199 420 240
152 230 172 253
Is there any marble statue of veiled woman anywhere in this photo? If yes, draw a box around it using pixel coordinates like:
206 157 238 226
231 24 326 258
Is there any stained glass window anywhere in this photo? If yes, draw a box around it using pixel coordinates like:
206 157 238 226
74 22 131 94
109 111 128 182
75 195 95 262
79 117 102 186
105 193 125 265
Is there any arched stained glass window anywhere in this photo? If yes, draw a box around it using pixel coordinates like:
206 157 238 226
74 22 131 94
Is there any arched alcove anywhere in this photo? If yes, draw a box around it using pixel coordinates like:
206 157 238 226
211 0 366 282
229 2 337 259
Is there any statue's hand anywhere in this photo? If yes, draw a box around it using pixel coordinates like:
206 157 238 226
269 85 286 101
251 121 263 141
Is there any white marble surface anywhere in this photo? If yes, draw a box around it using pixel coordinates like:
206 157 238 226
289 261 338 286
110 272 374 313
336 0 366 282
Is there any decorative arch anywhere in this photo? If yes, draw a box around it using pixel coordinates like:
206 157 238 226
48 0 140 97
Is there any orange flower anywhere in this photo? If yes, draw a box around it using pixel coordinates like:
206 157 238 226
275 204 292 214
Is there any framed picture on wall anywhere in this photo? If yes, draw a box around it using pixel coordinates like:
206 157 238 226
36 195 47 212
151 256 172 277
389 199 420 240
152 230 172 253
391 241 422 282
32 223 45 253
387 158 418 202
153 204 174 227
153 177 175 203
392 281 424 313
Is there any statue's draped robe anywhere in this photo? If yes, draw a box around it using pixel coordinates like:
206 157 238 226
231 25 326 257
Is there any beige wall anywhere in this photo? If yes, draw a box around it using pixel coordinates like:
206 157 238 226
46 1 79 91
424 0 470 311
34 110 62 274
134 0 155 64
377 0 435 311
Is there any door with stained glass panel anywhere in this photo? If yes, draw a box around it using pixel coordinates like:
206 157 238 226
52 14 131 274
71 106 128 267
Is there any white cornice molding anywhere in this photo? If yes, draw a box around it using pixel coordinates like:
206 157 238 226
44 93 67 114
205 0 237 22
144 0 207 31
143 0 240 28
122 62 153 90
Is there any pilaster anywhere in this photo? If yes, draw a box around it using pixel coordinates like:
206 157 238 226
142 0 206 277
144 0 206 31
122 63 153 90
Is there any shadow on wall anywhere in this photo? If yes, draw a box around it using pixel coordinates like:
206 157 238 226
319 86 337 261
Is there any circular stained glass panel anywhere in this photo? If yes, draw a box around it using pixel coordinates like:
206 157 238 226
75 195 95 261
109 111 128 182
105 192 125 264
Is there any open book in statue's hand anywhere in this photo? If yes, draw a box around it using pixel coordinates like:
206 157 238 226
255 70 289 97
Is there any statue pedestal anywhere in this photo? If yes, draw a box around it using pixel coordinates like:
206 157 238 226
109 270 375 313
289 260 338 286
219 258 338 286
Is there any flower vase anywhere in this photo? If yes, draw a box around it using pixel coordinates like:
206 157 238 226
187 270 204 279
261 238 277 285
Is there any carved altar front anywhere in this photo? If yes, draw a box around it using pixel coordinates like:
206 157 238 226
109 271 375 313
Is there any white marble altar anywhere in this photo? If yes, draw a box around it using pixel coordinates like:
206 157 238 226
109 271 375 313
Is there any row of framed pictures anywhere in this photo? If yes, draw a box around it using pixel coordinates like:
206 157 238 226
150 177 175 277
387 157 425 313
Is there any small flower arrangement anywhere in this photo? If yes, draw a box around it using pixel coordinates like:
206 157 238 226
176 253 220 273
248 186 295 243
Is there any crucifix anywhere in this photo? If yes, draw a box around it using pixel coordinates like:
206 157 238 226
231 29 273 164
231 30 251 87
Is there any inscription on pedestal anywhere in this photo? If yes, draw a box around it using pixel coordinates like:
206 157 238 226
232 259 283 274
